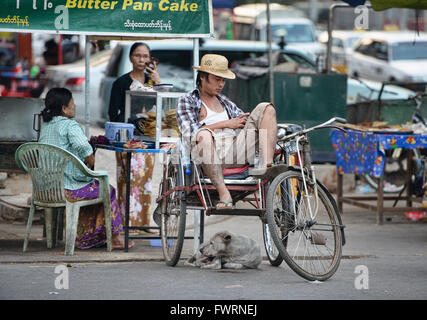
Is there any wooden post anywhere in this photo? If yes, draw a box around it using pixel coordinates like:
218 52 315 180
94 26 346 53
337 173 343 214
406 150 413 207
377 176 384 225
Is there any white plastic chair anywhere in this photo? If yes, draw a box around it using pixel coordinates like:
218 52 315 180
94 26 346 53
15 142 112 255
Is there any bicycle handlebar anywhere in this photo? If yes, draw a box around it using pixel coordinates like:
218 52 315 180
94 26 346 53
279 117 347 142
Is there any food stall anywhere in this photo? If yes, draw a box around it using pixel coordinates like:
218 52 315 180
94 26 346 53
0 0 214 250
329 1 427 224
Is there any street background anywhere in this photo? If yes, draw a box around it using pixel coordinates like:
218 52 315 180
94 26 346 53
1 0 427 301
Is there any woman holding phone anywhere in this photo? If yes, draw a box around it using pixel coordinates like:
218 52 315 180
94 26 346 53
108 42 161 233
109 42 160 122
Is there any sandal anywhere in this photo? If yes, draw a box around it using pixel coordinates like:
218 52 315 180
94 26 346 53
215 200 234 210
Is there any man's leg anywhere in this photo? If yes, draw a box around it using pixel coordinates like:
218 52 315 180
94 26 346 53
233 103 277 168
258 104 277 166
195 130 232 207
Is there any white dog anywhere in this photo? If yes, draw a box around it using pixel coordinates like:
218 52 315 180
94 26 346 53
185 231 262 270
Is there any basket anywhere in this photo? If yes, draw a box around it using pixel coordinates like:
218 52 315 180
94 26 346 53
104 122 135 142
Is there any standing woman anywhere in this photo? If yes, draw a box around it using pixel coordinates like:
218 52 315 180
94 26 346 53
108 42 160 232
39 87 133 249
109 42 160 122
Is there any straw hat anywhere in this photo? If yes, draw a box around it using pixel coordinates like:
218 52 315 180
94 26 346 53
192 54 236 79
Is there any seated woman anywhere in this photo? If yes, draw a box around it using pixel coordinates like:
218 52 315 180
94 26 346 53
38 87 134 249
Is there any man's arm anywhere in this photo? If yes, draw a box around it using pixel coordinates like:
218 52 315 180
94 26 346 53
176 93 202 156
176 94 199 139
218 94 245 118
201 113 250 131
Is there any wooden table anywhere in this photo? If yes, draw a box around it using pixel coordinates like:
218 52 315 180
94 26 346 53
331 128 427 224
95 144 166 251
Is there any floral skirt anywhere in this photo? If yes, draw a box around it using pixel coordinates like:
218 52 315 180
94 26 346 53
64 180 123 249
115 152 154 227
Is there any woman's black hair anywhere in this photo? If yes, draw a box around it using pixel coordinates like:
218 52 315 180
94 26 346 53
41 87 72 122
129 42 151 58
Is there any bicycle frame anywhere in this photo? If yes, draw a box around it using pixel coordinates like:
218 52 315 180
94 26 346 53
157 117 346 217
278 117 346 222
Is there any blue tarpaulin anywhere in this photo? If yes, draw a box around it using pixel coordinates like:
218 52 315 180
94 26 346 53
331 129 427 178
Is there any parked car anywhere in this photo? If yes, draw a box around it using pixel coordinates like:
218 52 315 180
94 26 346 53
231 4 322 58
99 39 317 119
256 17 323 59
99 39 416 120
348 31 427 83
318 30 366 73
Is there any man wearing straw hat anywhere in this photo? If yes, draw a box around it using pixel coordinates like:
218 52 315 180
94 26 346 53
177 54 277 210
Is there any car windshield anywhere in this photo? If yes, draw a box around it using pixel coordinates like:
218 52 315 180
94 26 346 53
346 37 361 49
391 41 427 60
282 52 315 69
263 24 315 43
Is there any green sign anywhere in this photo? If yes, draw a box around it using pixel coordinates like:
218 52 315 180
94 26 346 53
0 0 213 37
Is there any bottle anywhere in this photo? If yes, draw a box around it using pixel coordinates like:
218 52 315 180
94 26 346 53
182 156 192 176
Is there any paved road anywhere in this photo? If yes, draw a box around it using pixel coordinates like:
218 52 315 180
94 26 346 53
1 210 427 301
0 254 425 301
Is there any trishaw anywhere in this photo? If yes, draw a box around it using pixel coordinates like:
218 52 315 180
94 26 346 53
156 117 347 281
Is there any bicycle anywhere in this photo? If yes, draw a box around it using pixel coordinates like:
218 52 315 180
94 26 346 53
266 117 347 281
156 117 346 281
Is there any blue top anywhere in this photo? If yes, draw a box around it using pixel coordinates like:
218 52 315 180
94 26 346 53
38 116 94 190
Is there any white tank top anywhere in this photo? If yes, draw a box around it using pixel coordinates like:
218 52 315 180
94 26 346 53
201 101 235 135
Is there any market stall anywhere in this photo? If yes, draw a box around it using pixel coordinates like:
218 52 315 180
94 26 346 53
327 1 427 224
0 0 214 250
332 125 427 224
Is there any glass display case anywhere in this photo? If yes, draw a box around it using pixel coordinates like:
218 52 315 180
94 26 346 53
0 97 43 172
124 90 184 148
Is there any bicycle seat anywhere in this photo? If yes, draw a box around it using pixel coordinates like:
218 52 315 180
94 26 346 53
200 165 258 185
201 165 250 180
222 165 250 179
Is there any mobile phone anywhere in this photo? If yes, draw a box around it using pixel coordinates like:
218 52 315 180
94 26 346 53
147 57 159 69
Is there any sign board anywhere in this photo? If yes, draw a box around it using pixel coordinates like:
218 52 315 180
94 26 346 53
0 0 213 37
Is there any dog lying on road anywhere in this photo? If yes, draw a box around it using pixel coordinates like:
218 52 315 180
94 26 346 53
185 231 262 270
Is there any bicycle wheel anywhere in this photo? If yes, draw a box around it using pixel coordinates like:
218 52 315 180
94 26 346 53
160 160 186 266
363 148 420 193
262 222 283 266
266 170 342 281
